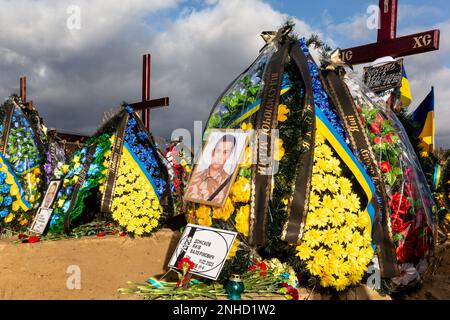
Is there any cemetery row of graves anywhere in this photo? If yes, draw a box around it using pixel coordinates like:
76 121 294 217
0 10 449 300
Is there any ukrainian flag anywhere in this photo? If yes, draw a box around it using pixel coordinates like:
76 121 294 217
400 65 412 108
413 87 435 155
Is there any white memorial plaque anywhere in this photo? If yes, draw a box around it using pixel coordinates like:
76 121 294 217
168 224 237 280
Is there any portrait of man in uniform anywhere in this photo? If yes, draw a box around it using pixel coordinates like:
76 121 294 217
184 130 249 207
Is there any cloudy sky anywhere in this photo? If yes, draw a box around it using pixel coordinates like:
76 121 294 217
0 0 449 148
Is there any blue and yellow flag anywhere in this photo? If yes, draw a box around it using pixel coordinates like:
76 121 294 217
400 65 412 108
413 87 435 155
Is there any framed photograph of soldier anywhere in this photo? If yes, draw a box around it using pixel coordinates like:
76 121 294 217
183 129 250 207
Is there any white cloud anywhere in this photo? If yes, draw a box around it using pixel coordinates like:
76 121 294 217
145 0 317 137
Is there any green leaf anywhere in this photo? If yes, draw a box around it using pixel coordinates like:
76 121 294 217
392 233 403 242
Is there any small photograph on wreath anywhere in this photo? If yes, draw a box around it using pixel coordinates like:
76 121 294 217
40 180 61 209
184 129 250 207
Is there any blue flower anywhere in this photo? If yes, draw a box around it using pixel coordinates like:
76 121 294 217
62 200 71 213
3 196 12 206
50 214 59 226
280 272 290 280
1 184 10 194
128 118 137 127
137 131 147 141
125 106 134 114
65 186 73 196
298 38 349 144
0 208 8 218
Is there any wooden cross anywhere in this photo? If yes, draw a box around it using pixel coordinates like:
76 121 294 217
19 76 33 110
129 53 169 130
340 0 440 65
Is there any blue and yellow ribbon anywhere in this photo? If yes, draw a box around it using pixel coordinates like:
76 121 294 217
433 163 442 190
123 141 161 201
0 153 31 211
225 85 291 128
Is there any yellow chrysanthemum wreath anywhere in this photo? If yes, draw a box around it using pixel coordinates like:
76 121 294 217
295 132 374 291
101 138 163 236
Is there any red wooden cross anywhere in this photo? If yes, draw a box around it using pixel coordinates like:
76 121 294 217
19 76 33 110
129 53 169 130
340 0 440 65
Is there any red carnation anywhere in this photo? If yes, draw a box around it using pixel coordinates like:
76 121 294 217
380 161 391 173
374 137 382 145
389 192 410 216
391 216 412 233
384 133 395 144
97 231 106 237
282 283 299 300
396 242 414 263
27 235 40 243
370 121 381 135
177 257 195 273
257 262 268 271
375 114 384 124
119 231 127 237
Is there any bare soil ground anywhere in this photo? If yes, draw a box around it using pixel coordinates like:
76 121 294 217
0 228 448 300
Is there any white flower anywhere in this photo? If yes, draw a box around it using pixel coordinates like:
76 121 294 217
392 263 420 286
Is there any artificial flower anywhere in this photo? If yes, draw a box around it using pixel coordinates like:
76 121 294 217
230 176 250 203
273 139 285 161
380 161 391 173
277 104 290 122
227 239 240 260
212 197 234 221
235 205 249 237
389 192 411 216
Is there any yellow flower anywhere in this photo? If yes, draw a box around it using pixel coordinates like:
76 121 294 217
5 175 14 185
180 159 187 167
227 239 240 260
334 276 350 291
10 184 19 197
337 177 352 196
196 205 212 226
296 242 313 260
336 225 353 244
4 213 14 223
12 201 20 211
235 205 250 237
150 219 158 228
277 104 290 122
185 165 191 173
213 197 234 221
321 227 337 246
445 213 450 222
303 229 322 248
230 176 250 203
273 138 285 161
320 273 335 288
347 193 361 212
19 217 29 226
241 122 253 131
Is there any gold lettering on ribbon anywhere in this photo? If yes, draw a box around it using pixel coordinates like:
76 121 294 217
345 115 360 132
257 72 279 175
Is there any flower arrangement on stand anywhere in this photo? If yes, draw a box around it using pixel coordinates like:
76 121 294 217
48 133 112 233
99 107 173 236
0 98 46 232
343 72 436 289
